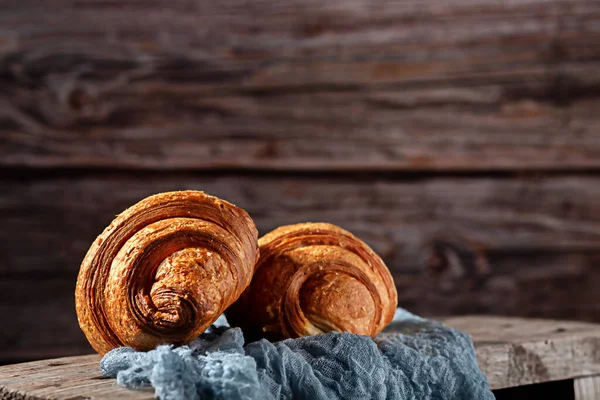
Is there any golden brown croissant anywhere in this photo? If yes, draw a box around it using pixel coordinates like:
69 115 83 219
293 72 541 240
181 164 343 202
75 191 259 355
226 222 397 340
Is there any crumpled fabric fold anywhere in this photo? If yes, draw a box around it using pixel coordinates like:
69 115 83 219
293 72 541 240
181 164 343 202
100 309 494 400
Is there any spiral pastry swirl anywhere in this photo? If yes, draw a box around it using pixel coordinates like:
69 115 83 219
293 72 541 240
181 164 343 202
75 191 259 355
227 223 397 340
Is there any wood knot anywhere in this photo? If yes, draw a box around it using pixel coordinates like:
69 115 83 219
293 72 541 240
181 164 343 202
68 88 92 111
422 236 491 291
296 16 333 38
39 71 107 128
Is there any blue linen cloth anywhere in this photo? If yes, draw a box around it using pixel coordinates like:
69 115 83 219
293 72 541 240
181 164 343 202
100 309 494 400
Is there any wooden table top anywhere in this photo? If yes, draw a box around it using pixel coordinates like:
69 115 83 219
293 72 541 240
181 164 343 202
2 316 600 400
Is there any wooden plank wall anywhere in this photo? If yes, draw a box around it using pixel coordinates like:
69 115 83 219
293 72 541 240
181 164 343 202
1 0 600 364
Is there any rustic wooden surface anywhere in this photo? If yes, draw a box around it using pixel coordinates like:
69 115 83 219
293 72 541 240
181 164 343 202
0 0 599 171
2 173 600 363
441 316 600 390
0 355 153 400
1 316 600 399
574 376 600 400
2 0 600 365
5 173 600 275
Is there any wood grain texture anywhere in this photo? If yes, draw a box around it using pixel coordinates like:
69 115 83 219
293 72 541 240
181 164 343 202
0 355 153 400
440 316 600 390
2 173 600 363
0 278 93 364
3 173 600 274
1 0 600 171
1 316 600 399
574 376 600 400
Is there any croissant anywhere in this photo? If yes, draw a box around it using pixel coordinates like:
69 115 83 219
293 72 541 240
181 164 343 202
226 222 397 340
75 191 259 355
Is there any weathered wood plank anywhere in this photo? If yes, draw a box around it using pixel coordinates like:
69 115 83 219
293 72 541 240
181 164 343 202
1 316 600 398
440 316 600 390
0 278 94 364
3 173 600 274
2 173 600 363
574 376 600 400
0 355 153 400
1 0 600 170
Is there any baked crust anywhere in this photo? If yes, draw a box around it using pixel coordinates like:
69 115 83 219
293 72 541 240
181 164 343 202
75 191 259 355
227 222 397 340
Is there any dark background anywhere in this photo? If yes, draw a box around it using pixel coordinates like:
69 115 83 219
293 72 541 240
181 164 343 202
1 0 600 365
